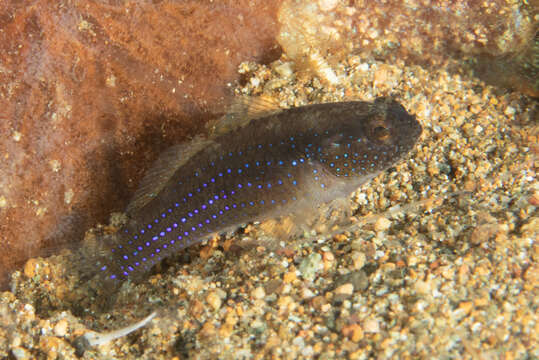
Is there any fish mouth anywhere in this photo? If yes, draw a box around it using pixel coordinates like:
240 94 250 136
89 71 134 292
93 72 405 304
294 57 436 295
396 119 422 156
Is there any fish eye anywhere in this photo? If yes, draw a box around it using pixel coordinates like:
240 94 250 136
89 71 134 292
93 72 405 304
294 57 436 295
373 125 390 140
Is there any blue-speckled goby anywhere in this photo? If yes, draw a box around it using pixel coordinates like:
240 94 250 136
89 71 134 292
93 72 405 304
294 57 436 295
91 97 422 290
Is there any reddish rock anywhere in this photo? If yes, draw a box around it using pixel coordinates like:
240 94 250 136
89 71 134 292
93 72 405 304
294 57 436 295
0 0 282 287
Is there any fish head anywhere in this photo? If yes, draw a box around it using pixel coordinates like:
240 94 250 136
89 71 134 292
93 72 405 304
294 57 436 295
316 98 422 178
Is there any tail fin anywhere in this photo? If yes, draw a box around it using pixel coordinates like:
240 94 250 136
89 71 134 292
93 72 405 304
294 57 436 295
71 228 126 310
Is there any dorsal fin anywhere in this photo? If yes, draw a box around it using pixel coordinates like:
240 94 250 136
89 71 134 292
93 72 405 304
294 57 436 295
207 95 285 137
126 136 214 215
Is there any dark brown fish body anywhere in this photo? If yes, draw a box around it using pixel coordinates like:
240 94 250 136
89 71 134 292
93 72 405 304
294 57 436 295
93 97 422 287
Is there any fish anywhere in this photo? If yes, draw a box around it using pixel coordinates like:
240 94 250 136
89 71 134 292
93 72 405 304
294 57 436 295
85 96 422 295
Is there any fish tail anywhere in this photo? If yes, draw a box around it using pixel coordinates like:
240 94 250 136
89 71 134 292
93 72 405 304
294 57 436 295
68 228 126 310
